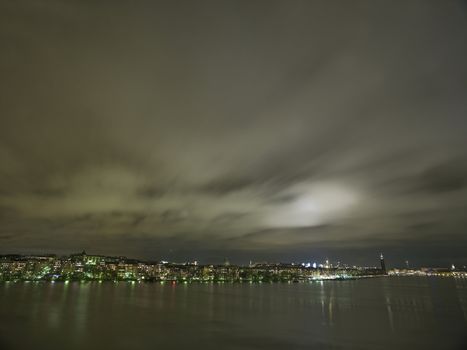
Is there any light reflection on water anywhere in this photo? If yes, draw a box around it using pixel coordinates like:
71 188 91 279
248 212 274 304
0 277 466 350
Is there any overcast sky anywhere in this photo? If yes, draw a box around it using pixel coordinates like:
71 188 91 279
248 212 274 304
1 0 467 266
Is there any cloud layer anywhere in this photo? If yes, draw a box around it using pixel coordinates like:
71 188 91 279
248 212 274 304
1 0 467 266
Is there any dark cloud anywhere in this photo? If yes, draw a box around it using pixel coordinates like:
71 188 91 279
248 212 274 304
200 177 254 195
136 186 167 199
417 161 467 194
0 0 466 266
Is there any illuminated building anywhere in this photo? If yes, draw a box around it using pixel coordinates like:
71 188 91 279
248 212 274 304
380 253 387 274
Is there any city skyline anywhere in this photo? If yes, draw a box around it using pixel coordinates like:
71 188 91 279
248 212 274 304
1 1 467 267
0 249 462 271
2 250 465 284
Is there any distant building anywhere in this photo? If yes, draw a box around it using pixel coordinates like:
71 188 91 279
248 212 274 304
380 253 387 274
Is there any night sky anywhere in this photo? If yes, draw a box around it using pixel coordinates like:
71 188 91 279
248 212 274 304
1 1 467 267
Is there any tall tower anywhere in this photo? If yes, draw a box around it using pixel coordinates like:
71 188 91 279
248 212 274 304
380 253 387 274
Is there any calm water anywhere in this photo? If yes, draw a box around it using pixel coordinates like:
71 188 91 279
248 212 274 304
0 277 466 350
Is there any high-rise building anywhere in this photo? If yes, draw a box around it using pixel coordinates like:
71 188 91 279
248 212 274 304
380 253 387 274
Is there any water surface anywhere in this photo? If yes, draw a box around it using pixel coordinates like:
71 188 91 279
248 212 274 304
0 277 466 349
